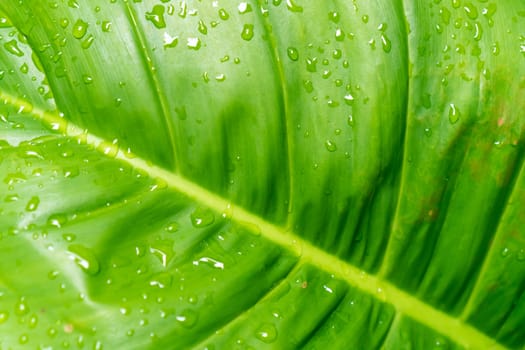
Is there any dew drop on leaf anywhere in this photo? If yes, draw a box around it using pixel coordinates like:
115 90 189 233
380 34 392 53
286 47 299 61
187 37 201 50
176 309 198 328
255 323 277 343
0 311 9 324
325 140 337 152
4 40 24 57
14 297 29 316
198 20 208 35
241 24 254 41
145 5 166 29
218 8 229 20
25 196 40 212
191 207 215 228
67 244 100 276
286 0 303 13
72 19 88 39
448 103 460 124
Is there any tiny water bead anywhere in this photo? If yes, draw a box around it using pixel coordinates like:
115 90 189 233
448 103 460 124
286 47 299 61
176 309 198 329
325 140 337 152
25 196 40 211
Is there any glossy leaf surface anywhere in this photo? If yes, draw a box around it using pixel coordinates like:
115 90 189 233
0 0 524 349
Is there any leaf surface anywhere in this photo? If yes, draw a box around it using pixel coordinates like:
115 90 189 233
0 0 524 349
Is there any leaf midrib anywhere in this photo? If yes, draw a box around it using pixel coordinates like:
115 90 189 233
0 90 506 350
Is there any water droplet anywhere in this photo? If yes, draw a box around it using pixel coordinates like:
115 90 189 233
238 2 253 14
187 37 201 50
198 20 208 35
344 94 354 105
255 323 277 343
163 33 178 48
380 34 392 53
491 42 500 56
4 40 24 57
517 249 525 261
328 11 340 23
72 19 88 39
325 140 337 152
67 244 100 275
361 15 369 23
448 103 460 124
62 233 77 242
193 256 225 270
0 311 9 324
19 334 29 344
178 1 187 18
306 57 317 72
146 5 166 29
190 207 215 228
335 28 344 41
286 0 303 12
303 79 313 93
15 298 29 316
176 309 198 328
101 21 112 32
287 47 299 61
241 24 254 41
81 34 94 49
218 8 229 20
332 49 342 59
165 222 178 232
464 3 478 19
25 196 40 212
500 247 510 257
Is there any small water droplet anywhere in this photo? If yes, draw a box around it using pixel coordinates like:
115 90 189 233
380 34 392 53
81 34 94 49
67 244 100 275
146 5 166 29
62 233 77 242
464 3 478 19
25 196 40 212
306 57 317 72
448 103 460 124
328 11 340 23
500 247 510 258
287 47 299 61
335 28 344 41
15 298 29 316
190 207 215 228
238 2 253 14
325 140 337 152
255 323 277 343
0 311 9 324
193 256 224 270
187 37 201 50
517 249 525 261
218 8 229 20
176 309 198 329
241 24 254 41
101 21 112 32
361 15 369 23
72 19 88 39
198 20 208 35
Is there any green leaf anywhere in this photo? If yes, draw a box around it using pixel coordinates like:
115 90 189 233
1 0 524 349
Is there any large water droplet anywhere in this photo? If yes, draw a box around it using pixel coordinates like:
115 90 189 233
67 244 100 275
241 24 254 41
255 323 277 343
72 19 88 39
4 40 24 57
187 37 201 50
176 309 198 329
146 5 166 29
190 207 215 228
